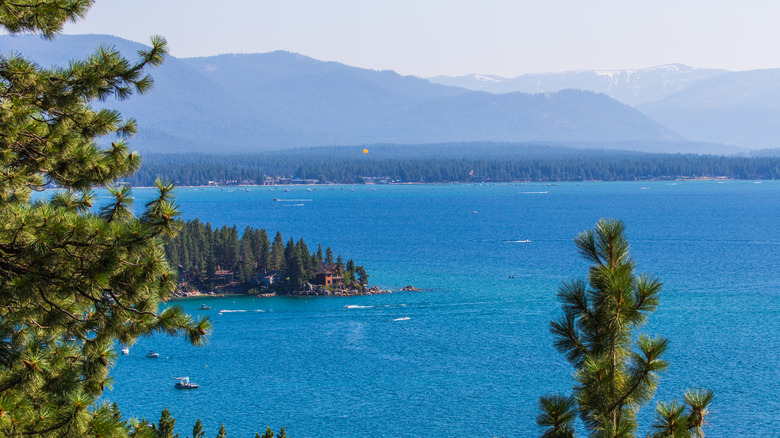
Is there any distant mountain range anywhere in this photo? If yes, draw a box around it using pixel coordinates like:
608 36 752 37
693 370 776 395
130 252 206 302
429 64 727 106
637 69 780 149
0 34 685 154
2 34 776 153
431 65 780 150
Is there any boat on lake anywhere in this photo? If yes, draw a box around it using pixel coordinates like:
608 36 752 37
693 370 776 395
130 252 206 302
121 347 130 354
174 376 199 389
145 351 160 358
198 304 211 310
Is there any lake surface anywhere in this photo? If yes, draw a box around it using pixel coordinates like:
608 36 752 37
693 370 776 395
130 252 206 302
105 181 779 437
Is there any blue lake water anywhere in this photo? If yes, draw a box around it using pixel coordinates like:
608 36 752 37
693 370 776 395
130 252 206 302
105 181 779 437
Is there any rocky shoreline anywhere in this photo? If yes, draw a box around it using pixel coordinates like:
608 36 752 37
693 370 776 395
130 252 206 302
172 284 421 299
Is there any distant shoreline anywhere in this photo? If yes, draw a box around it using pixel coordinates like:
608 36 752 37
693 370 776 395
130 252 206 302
101 177 758 191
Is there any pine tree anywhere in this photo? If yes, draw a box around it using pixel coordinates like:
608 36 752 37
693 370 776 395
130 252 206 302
154 408 179 438
288 248 306 290
356 265 369 286
216 423 227 438
325 246 334 265
537 219 712 438
0 3 209 436
192 418 206 438
260 427 275 438
256 229 271 272
238 235 256 283
295 238 311 277
345 259 355 283
271 231 286 272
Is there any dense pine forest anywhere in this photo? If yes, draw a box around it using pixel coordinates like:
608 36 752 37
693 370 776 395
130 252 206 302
165 219 367 293
125 144 780 185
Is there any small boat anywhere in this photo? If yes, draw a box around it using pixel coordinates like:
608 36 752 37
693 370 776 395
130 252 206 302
198 304 211 310
174 376 199 389
121 347 130 355
392 316 411 321
146 351 160 358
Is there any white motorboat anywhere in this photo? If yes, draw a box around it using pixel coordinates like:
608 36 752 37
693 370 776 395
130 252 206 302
146 351 160 358
174 376 199 389
121 347 130 355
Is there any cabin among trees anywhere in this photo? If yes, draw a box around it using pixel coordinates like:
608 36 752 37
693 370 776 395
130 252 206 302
315 264 343 287
165 220 368 293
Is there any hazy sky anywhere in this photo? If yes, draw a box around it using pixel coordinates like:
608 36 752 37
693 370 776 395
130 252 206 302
61 0 780 77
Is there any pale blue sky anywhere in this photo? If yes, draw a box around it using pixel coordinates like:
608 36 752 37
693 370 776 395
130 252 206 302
62 0 780 77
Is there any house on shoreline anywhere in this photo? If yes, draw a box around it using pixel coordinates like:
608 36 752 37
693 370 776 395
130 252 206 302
315 264 344 287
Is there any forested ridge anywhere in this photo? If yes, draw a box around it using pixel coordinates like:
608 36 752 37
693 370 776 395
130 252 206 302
125 144 780 185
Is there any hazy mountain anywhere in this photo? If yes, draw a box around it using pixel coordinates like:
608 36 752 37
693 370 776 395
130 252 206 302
428 64 726 106
2 34 691 154
638 69 780 149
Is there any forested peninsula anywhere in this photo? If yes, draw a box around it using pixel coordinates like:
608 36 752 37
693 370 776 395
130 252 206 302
125 144 780 186
165 220 377 297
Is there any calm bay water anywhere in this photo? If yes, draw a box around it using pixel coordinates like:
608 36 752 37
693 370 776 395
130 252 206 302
106 181 779 437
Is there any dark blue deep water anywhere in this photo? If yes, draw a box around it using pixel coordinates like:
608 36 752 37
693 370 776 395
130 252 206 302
105 182 779 437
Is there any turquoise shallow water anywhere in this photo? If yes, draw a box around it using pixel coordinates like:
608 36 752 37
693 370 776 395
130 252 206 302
102 181 778 437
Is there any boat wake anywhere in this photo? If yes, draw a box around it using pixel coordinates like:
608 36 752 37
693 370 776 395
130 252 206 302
218 309 266 315
345 305 374 309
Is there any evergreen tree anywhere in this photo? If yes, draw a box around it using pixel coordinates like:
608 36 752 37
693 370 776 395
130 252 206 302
238 235 255 283
316 243 324 264
288 249 306 290
216 423 227 438
295 239 310 277
325 246 334 265
0 3 209 436
193 419 206 438
345 259 356 283
226 225 240 270
154 408 179 438
271 231 286 272
537 219 712 438
336 255 345 276
260 427 275 438
257 229 271 272
284 238 296 278
356 265 369 286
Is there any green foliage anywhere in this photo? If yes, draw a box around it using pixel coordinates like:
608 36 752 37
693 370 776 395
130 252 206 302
215 423 227 438
165 220 363 292
192 418 205 438
324 246 334 265
153 408 178 438
356 265 369 286
538 219 713 438
0 2 210 436
537 394 576 438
